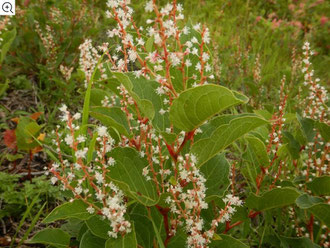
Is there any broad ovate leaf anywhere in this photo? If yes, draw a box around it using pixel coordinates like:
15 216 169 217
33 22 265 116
244 135 269 167
129 204 155 248
85 215 111 239
210 235 249 248
200 153 230 200
90 106 131 137
192 115 268 167
245 187 301 211
316 121 330 142
105 224 138 248
0 28 16 64
279 236 321 248
112 72 170 131
80 230 106 248
295 194 324 209
169 84 248 132
108 147 159 206
307 176 330 196
28 228 71 248
296 194 330 227
43 200 91 223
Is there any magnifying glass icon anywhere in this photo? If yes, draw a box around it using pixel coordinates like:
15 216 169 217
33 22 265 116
2 2 13 14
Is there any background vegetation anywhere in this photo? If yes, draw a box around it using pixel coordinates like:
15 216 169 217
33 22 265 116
0 0 329 247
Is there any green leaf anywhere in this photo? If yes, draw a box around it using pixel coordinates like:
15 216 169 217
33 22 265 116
169 84 248 132
305 203 330 227
87 133 98 164
279 236 320 248
210 235 248 248
112 72 170 131
242 135 268 189
146 36 154 53
61 218 85 239
105 224 137 248
253 109 272 120
43 200 91 223
200 153 230 200
150 214 165 248
297 114 315 143
28 228 70 248
5 153 24 162
0 80 9 97
108 147 159 206
90 88 111 106
112 72 154 120
315 121 330 142
296 194 330 226
295 194 324 209
245 187 301 211
192 115 268 167
11 194 41 247
244 135 269 167
307 176 330 196
282 131 300 159
130 204 155 248
160 132 177 144
86 215 111 239
0 28 16 64
167 229 186 248
90 106 130 137
17 202 47 247
81 52 105 135
80 230 106 248
15 117 42 150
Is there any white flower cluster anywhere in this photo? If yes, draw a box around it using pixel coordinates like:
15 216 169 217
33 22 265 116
79 39 107 86
34 21 57 62
266 75 287 159
300 42 329 179
0 16 13 46
102 182 131 238
49 105 131 238
165 153 209 247
59 64 74 81
253 53 261 84
301 41 328 121
103 0 214 90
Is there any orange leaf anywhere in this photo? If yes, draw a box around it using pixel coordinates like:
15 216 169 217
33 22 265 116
30 112 43 120
31 146 43 154
3 129 17 149
37 133 46 141
11 117 20 123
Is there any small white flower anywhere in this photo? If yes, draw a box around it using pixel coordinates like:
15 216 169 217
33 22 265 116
185 59 192 67
97 126 108 136
75 186 83 195
108 157 116 166
51 177 58 185
159 108 166 115
59 104 67 112
195 62 201 71
64 135 74 146
95 171 103 184
76 149 87 159
77 135 86 143
87 206 95 214
73 113 81 120
145 1 153 12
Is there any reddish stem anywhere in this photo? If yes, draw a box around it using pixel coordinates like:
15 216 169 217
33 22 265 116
307 214 314 241
156 205 172 246
223 210 261 233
